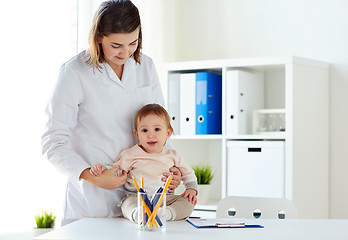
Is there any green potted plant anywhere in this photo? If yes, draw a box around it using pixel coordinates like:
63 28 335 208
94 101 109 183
193 164 214 204
33 211 56 237
193 164 214 185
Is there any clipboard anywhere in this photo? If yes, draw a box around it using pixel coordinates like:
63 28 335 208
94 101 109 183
186 218 264 228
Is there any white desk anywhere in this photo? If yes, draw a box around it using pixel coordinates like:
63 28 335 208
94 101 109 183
35 217 348 240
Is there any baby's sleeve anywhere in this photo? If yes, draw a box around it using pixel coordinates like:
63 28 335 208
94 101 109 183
109 150 132 172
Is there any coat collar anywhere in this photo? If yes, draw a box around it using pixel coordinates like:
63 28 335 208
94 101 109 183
102 57 136 87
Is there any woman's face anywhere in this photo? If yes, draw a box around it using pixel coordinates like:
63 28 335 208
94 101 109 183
99 28 139 69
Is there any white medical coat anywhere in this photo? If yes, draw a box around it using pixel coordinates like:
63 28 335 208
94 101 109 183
42 51 165 225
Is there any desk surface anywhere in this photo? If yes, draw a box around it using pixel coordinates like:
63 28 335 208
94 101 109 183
35 217 348 240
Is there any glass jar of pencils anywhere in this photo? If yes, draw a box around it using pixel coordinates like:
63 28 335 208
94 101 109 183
138 192 166 231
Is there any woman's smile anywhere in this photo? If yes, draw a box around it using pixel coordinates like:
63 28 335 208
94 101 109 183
116 56 125 60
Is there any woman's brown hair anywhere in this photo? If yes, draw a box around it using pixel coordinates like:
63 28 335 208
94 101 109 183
86 0 142 70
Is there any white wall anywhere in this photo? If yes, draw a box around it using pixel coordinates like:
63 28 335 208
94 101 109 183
141 0 348 218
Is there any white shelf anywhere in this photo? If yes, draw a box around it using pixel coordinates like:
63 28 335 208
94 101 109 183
172 134 286 140
171 135 223 140
225 134 286 140
163 56 329 219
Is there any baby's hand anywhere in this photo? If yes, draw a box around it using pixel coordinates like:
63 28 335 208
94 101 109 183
181 189 197 205
90 164 104 176
111 165 124 177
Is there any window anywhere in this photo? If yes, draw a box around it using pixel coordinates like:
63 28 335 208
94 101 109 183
0 0 147 234
0 0 77 233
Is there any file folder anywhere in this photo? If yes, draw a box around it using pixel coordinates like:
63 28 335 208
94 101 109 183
196 72 222 134
179 73 196 135
187 218 263 228
226 70 264 135
168 73 180 135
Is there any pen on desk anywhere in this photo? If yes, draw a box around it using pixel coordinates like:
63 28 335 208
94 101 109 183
217 224 245 228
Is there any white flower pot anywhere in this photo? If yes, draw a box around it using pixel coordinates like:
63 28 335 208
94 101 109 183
197 184 211 204
32 228 54 238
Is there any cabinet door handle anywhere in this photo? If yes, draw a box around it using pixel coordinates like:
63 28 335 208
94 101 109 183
248 147 262 152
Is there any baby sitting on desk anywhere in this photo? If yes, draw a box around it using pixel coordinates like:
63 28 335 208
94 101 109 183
90 103 198 222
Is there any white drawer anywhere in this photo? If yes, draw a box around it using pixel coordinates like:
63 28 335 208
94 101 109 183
227 141 285 198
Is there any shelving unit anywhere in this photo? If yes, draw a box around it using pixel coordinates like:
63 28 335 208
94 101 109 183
162 56 329 218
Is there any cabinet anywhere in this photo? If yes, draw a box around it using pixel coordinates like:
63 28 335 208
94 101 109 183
162 56 329 218
227 140 285 198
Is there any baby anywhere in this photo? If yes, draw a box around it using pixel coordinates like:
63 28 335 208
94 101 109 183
90 103 198 222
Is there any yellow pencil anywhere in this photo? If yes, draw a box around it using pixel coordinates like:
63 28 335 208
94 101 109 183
132 177 156 227
141 177 145 227
132 176 140 191
147 174 172 226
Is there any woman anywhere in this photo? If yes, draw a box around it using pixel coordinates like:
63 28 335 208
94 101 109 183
42 0 181 226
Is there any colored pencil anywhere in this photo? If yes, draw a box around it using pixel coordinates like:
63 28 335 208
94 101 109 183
141 177 145 227
132 177 156 226
147 174 172 226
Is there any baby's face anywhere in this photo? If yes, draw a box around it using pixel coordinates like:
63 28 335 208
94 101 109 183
134 114 171 154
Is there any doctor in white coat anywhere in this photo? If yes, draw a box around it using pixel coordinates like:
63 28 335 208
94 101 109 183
42 0 181 226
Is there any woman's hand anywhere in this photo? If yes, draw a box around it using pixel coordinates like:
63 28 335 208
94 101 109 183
80 166 127 190
162 166 182 193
